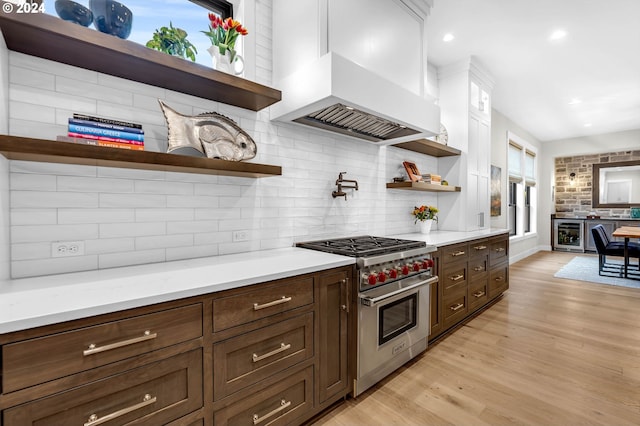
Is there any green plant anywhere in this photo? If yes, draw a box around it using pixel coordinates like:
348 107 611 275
146 22 197 61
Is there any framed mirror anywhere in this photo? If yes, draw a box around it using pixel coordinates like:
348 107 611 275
592 160 640 208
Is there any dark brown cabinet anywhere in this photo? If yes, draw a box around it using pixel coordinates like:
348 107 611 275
430 232 509 342
317 268 350 404
4 349 203 426
0 265 354 426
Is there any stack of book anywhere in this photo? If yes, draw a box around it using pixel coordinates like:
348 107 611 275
58 114 145 151
421 173 442 185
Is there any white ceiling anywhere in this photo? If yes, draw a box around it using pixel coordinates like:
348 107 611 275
425 0 640 142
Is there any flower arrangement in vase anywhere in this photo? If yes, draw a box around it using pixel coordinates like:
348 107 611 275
412 205 438 234
202 13 248 75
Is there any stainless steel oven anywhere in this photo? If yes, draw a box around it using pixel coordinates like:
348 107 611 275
297 236 437 396
358 272 436 396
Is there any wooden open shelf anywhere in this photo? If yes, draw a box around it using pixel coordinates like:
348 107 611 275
386 181 461 192
0 13 281 111
392 139 461 157
0 135 282 178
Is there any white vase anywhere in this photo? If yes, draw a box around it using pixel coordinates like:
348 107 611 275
419 219 434 234
207 46 244 76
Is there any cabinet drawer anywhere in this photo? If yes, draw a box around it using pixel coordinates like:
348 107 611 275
213 313 314 400
440 243 469 265
441 264 467 295
213 277 313 332
489 238 508 265
489 265 509 298
3 349 203 426
443 290 468 328
468 280 488 312
214 365 313 426
468 256 488 280
469 240 490 259
3 304 203 392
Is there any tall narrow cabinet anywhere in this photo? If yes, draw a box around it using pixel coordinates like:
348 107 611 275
437 59 494 232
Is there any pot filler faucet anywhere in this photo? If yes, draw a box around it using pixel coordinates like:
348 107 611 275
332 172 359 199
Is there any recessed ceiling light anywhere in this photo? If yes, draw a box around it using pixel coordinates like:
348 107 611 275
549 29 567 41
584 123 592 127
568 98 581 105
443 33 455 42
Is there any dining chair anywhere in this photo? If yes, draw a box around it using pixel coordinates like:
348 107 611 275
591 224 640 276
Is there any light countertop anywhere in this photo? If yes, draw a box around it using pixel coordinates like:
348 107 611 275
0 228 509 335
392 228 509 247
0 248 354 334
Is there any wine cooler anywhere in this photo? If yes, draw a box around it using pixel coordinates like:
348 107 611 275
553 219 585 252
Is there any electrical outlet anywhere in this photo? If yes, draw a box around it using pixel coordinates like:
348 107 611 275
52 241 85 258
232 230 249 242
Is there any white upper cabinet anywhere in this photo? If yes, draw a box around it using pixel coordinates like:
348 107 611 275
470 78 491 117
437 58 494 232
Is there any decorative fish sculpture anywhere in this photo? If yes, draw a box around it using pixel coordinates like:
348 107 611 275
158 99 257 161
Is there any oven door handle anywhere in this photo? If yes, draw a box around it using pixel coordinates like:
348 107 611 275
359 276 438 307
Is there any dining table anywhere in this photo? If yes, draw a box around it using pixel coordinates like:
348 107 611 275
612 226 640 279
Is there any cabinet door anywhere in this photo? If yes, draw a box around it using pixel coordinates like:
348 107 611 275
3 349 203 426
318 268 350 403
428 251 442 339
214 366 314 426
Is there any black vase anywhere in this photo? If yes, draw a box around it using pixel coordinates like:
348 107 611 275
55 0 94 27
89 0 133 39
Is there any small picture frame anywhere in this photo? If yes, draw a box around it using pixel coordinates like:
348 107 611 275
403 161 422 182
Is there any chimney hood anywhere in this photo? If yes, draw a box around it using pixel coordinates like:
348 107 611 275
270 0 440 143
270 53 440 143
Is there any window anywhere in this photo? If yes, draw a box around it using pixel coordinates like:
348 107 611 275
507 134 537 238
44 0 235 68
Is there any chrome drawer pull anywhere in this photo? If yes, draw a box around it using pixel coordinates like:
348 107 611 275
85 394 156 426
495 276 504 282
83 330 157 356
474 245 487 250
473 266 484 272
495 247 505 252
253 296 292 311
451 251 466 257
473 291 486 298
450 303 464 311
253 399 292 425
449 274 464 281
252 342 291 363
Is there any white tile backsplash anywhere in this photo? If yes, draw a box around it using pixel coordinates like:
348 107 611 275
4 2 444 278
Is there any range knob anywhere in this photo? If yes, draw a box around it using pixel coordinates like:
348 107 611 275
413 262 421 272
388 268 398 279
422 259 434 269
401 264 410 275
377 271 387 283
367 273 378 285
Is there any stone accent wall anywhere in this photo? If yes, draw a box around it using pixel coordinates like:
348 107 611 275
555 150 640 215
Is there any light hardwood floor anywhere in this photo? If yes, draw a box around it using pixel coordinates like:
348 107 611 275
312 251 640 425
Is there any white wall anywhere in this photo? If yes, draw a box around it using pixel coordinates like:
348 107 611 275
538 129 640 247
0 29 10 280
490 109 543 261
2 2 444 278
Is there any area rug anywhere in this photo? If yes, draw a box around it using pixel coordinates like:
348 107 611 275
554 256 640 289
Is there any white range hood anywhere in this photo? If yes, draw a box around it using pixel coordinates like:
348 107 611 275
270 0 440 143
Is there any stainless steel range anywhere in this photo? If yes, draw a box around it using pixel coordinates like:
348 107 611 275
297 236 438 396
